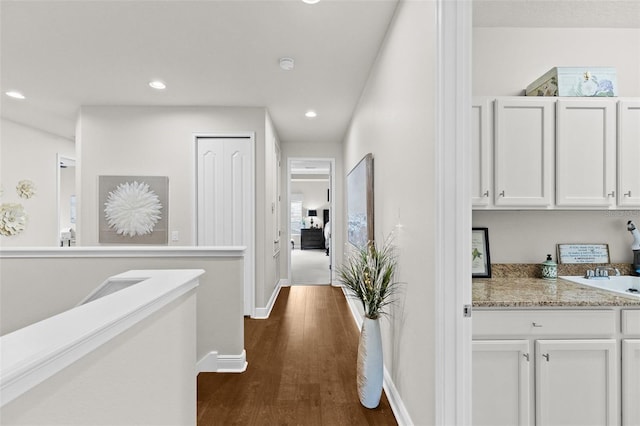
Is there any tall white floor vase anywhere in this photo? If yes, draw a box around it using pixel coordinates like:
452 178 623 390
357 317 383 409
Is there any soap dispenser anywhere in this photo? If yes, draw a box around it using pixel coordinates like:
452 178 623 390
541 254 557 280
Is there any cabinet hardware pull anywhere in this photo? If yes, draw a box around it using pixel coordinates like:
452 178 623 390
608 191 615 197
532 322 543 327
624 191 632 197
542 353 550 362
499 190 505 197
483 190 489 197
523 353 529 362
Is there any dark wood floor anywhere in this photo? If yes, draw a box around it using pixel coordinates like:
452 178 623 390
197 286 398 425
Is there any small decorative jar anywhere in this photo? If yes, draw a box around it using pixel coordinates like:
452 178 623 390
541 254 558 280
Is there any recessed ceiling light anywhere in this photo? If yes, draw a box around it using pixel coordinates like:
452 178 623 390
5 91 25 100
305 110 317 118
149 80 167 90
279 57 295 71
302 0 320 4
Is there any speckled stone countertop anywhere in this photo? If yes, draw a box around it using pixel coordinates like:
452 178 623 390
473 265 640 308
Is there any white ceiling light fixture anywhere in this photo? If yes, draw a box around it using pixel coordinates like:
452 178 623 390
5 91 26 100
302 0 320 4
148 80 167 90
279 57 295 71
305 110 317 118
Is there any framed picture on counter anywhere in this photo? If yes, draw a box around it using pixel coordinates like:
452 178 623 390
472 227 491 278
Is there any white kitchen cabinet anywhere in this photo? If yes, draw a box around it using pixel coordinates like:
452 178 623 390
473 309 621 426
617 100 640 207
556 99 617 207
493 97 555 207
536 339 618 426
471 97 493 207
473 340 532 426
622 340 640 426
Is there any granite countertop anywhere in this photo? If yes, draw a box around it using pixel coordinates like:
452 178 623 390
473 277 640 308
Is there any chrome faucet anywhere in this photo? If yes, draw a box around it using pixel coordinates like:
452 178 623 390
585 266 621 279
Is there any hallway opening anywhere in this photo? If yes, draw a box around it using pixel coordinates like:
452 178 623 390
288 159 335 285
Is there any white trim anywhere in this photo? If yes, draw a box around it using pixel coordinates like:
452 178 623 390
0 269 203 407
253 279 284 319
341 287 414 425
0 246 246 259
383 368 413 426
435 0 473 425
196 350 248 374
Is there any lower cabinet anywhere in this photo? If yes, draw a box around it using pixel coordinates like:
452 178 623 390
473 309 623 426
473 338 617 426
473 340 532 426
623 340 640 426
535 339 618 426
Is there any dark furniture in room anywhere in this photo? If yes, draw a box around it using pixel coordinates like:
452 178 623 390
300 228 325 250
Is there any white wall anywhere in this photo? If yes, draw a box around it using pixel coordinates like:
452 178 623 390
1 291 197 426
473 28 640 97
77 106 278 313
260 112 281 307
342 1 436 424
0 119 75 247
473 27 640 264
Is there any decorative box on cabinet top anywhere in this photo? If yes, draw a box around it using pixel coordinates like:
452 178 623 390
526 67 617 97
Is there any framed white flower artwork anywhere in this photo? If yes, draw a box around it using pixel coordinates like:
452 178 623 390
98 176 168 244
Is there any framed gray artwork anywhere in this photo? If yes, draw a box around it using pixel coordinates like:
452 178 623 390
98 175 168 244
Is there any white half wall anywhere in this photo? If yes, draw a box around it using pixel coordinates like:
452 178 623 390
0 248 244 363
1 289 197 426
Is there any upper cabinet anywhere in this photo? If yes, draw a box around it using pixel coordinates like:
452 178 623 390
618 100 640 208
556 99 617 207
494 97 555 208
473 96 640 210
471 97 493 207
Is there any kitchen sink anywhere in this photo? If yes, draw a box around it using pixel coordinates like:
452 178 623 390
560 275 640 298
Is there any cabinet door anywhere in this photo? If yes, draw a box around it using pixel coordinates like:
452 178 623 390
536 339 618 426
556 99 617 207
473 340 533 426
494 97 555 207
472 97 493 207
617 100 640 207
623 340 640 426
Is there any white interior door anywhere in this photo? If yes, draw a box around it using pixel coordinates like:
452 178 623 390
197 135 255 316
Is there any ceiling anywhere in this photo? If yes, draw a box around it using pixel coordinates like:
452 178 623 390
2 1 637 145
0 0 398 144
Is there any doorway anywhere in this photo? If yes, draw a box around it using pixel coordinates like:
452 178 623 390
288 158 334 285
195 134 255 316
57 154 76 246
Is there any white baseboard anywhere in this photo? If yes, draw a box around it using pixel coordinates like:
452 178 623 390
252 279 284 319
196 350 247 374
382 368 413 426
342 288 413 425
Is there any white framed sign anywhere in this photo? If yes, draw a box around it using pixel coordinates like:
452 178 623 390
557 243 610 264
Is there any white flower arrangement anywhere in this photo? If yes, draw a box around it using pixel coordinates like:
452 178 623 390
16 180 36 199
0 203 27 236
104 181 162 237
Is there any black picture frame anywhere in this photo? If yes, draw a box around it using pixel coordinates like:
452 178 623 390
472 227 491 278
